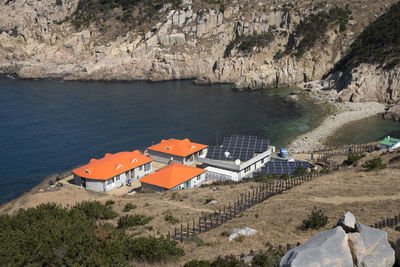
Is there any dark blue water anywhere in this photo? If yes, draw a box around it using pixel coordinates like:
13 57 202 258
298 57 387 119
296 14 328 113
0 78 323 204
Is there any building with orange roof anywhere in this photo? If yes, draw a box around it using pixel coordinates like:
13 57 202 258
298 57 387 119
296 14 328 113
73 150 152 192
140 163 206 192
147 138 208 165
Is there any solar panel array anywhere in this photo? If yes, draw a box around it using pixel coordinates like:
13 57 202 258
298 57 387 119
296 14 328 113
259 159 310 176
206 135 270 162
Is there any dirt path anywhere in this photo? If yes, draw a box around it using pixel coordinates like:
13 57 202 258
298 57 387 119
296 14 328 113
309 193 400 205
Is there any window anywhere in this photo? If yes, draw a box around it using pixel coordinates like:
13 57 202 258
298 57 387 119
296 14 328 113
197 175 201 181
116 175 120 181
107 179 112 185
144 163 151 172
261 158 264 164
139 165 142 171
244 166 250 173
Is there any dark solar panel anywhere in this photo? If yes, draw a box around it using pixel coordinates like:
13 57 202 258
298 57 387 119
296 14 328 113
261 160 311 176
206 135 270 162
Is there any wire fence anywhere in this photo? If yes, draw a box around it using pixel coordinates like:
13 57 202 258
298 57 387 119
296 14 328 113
168 172 321 242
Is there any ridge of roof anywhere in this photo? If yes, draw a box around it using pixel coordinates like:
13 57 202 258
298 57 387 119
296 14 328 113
72 150 152 181
147 138 208 157
140 163 205 189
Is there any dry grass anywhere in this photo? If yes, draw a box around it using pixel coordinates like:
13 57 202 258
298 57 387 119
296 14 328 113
1 150 400 266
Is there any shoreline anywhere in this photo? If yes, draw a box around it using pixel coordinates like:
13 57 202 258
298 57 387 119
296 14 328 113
287 100 387 153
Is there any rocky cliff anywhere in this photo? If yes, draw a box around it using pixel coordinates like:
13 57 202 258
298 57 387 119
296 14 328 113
0 0 397 92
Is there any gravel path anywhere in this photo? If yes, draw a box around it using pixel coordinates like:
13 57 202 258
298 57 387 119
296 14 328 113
287 102 386 153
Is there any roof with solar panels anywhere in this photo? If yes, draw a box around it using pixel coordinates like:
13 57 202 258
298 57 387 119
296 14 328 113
257 158 311 176
205 135 270 162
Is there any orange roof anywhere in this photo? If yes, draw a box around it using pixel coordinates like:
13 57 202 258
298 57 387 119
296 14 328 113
140 163 205 189
147 138 208 157
72 150 152 180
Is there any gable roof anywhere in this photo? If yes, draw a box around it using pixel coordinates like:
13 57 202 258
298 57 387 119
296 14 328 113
147 138 208 157
72 150 152 180
140 163 206 189
380 136 400 146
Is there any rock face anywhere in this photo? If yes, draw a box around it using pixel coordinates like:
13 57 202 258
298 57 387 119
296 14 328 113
280 212 395 267
348 223 395 267
0 0 398 97
280 227 354 267
383 104 400 121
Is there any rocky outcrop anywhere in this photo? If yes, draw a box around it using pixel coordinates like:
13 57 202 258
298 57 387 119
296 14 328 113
280 212 395 267
0 0 396 91
326 63 400 103
383 104 400 121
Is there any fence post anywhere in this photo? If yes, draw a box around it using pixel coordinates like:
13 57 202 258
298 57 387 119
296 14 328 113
168 230 170 240
180 224 183 242
187 222 190 238
193 218 195 234
175 227 177 240
199 217 201 233
204 214 208 231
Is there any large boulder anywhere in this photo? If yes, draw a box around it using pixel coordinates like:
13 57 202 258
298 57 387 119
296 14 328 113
280 227 354 267
228 227 257 241
348 223 395 267
337 211 356 232
280 212 395 267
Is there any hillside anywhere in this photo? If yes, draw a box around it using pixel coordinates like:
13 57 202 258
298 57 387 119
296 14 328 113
1 148 400 265
0 0 396 87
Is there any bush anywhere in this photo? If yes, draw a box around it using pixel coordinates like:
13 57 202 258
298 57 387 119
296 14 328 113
117 214 153 229
299 208 329 230
395 226 400 232
343 153 365 166
164 212 180 224
335 2 400 70
123 203 137 212
362 158 386 171
292 166 308 176
233 235 245 242
124 236 185 262
253 173 278 183
184 259 211 267
71 200 118 220
56 0 62 6
220 231 230 237
210 255 240 266
105 199 115 206
0 202 183 265
185 236 205 246
251 248 284 267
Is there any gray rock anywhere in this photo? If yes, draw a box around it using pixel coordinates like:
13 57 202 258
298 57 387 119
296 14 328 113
228 227 257 241
282 95 299 104
280 227 354 267
337 211 356 232
348 223 395 267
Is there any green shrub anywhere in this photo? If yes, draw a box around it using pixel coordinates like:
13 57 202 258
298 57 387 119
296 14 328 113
286 6 351 57
233 235 245 242
395 226 400 232
105 199 115 206
124 236 185 262
0 202 183 265
343 153 365 166
117 214 153 229
210 255 240 266
164 212 180 224
299 208 329 230
71 200 118 220
56 0 62 6
184 259 211 267
251 248 285 267
335 2 400 70
220 231 230 237
123 203 137 212
292 166 308 176
362 158 386 171
185 235 205 246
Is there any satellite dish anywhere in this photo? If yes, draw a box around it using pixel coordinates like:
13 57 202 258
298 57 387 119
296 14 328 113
224 151 230 159
235 159 241 166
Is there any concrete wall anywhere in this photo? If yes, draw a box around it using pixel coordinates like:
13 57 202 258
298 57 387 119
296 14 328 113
148 149 207 165
148 150 185 164
74 162 152 192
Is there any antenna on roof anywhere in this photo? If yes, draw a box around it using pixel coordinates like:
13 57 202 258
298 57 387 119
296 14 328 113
224 151 230 159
